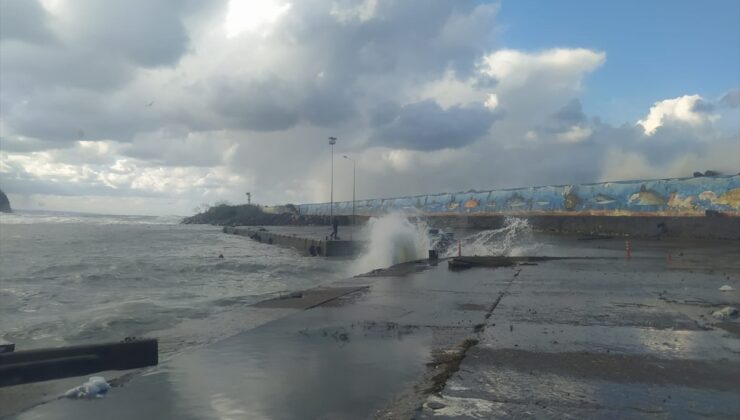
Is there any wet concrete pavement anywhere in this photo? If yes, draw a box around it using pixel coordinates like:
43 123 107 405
7 234 740 419
242 225 369 241
416 239 740 419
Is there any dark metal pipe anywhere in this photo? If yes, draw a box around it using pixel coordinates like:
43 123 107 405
0 339 158 387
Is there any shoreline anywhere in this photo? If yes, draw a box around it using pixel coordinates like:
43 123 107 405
5 231 739 419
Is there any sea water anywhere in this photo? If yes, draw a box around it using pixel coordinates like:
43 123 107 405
0 210 347 354
1 210 534 355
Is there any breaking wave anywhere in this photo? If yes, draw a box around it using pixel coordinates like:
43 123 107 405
352 215 537 274
352 213 431 275
449 217 535 257
0 210 182 225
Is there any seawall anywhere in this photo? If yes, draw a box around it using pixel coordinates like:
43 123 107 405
297 175 740 238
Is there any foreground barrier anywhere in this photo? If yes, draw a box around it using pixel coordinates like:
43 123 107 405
0 339 158 387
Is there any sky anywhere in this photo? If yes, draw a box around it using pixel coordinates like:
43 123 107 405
0 0 738 216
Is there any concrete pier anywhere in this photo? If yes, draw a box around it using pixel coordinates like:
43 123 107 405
8 232 739 419
223 226 366 257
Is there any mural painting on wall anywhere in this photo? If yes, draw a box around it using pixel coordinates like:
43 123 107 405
298 176 740 216
713 188 740 207
563 186 581 211
463 198 479 209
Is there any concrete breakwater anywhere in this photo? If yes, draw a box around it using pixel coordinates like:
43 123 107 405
222 226 365 256
298 175 740 238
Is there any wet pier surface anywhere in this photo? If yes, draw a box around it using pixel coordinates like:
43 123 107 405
223 226 367 256
6 234 740 419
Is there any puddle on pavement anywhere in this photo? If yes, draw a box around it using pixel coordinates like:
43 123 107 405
15 309 433 420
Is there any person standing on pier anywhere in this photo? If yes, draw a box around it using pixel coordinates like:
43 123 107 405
330 217 339 240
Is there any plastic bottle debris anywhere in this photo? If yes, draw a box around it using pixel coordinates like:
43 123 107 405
711 307 738 320
64 376 111 399
719 285 734 292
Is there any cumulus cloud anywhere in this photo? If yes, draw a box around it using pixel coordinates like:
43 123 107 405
479 48 606 144
0 0 56 44
482 48 606 88
601 135 740 181
0 0 206 95
1 147 248 202
0 0 737 215
636 94 718 135
557 125 592 143
372 100 498 150
719 88 740 108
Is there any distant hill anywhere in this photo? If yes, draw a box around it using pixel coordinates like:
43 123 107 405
182 203 343 226
0 189 11 213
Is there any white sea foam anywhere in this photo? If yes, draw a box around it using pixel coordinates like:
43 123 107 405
446 217 536 257
352 215 537 275
352 213 431 275
0 210 182 225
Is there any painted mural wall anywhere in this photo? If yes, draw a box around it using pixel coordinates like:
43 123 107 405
297 175 740 217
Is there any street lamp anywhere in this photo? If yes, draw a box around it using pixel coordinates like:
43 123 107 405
343 155 356 229
328 137 337 225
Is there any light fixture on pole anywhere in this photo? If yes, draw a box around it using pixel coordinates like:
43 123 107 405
328 137 337 225
343 155 356 229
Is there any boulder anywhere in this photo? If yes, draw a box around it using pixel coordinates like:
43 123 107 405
0 189 11 213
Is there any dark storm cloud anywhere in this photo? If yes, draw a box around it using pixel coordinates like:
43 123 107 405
372 99 498 150
0 0 198 95
0 0 56 44
691 98 715 113
472 74 498 89
0 43 134 92
580 119 717 169
635 123 710 164
1 0 496 149
69 0 191 68
369 101 401 126
552 99 586 126
534 98 588 136
204 0 494 133
0 136 68 153
719 88 740 108
118 129 233 168
213 77 301 132
300 84 357 126
287 1 495 81
211 76 357 131
3 89 153 142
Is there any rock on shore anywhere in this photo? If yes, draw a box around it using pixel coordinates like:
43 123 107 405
0 189 11 213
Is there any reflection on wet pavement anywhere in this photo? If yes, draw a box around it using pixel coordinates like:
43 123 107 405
16 307 433 420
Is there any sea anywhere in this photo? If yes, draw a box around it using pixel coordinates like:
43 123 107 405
0 210 350 355
0 210 535 357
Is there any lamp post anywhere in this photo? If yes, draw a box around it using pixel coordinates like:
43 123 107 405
328 137 337 225
343 155 356 229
